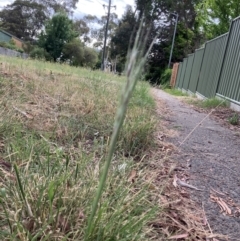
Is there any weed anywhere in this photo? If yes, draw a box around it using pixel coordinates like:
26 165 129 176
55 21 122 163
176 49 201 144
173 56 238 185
160 68 172 85
0 49 158 240
200 98 228 108
164 88 188 96
186 97 228 109
228 113 239 125
173 125 182 129
0 56 156 157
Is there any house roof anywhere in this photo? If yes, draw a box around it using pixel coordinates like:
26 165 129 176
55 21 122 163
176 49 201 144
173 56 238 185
0 29 23 42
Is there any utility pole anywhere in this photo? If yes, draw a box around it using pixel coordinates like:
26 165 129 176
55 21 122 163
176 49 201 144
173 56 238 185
168 13 178 68
101 0 116 71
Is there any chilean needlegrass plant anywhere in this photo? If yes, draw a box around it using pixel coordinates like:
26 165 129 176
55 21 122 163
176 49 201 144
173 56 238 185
164 88 188 97
85 21 156 240
199 97 228 108
0 121 156 240
186 97 228 109
0 20 158 241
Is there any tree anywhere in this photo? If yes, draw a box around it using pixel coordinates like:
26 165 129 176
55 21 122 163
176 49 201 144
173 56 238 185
39 13 78 61
0 0 79 41
74 19 91 43
195 0 240 39
73 13 119 70
62 39 98 68
110 1 202 81
34 0 79 15
110 5 137 73
133 0 202 84
92 12 119 49
62 39 84 66
83 47 98 68
0 0 47 40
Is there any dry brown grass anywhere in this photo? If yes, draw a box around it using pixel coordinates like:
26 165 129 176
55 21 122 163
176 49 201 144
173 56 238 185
0 56 225 240
0 56 159 241
0 57 156 155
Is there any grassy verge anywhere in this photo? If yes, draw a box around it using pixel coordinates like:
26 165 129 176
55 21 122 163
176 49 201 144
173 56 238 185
186 97 228 109
0 56 215 240
0 56 157 240
163 88 188 97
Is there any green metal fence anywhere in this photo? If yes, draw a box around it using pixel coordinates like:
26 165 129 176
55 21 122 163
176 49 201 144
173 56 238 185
175 62 182 88
172 15 240 109
217 17 240 102
188 48 204 94
178 58 188 89
196 33 228 98
182 54 194 91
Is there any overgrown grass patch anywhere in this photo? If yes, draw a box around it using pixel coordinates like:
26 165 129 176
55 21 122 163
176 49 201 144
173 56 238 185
163 88 188 97
0 56 214 240
228 113 239 125
187 97 228 109
0 56 158 240
0 56 156 156
0 124 155 240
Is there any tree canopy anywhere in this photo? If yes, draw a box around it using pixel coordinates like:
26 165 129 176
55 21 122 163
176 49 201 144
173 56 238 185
38 12 78 61
109 0 202 83
0 0 47 40
0 0 79 40
196 0 240 39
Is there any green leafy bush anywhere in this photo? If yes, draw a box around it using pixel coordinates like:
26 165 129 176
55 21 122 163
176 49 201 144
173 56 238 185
83 46 98 68
22 41 35 54
29 47 47 59
62 39 84 66
0 41 8 48
160 68 172 84
62 39 98 68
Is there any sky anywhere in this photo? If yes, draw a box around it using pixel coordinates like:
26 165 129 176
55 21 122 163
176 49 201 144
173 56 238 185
0 0 136 19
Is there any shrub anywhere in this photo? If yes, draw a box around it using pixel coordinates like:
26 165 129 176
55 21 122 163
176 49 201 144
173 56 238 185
228 113 239 125
29 47 46 60
160 68 172 85
62 39 84 66
83 47 98 68
0 41 8 48
22 41 35 54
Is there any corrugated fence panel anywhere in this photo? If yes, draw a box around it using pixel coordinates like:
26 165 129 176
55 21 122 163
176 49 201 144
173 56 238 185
197 33 228 98
175 62 182 88
217 17 240 102
182 54 194 91
178 58 188 89
188 48 204 94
